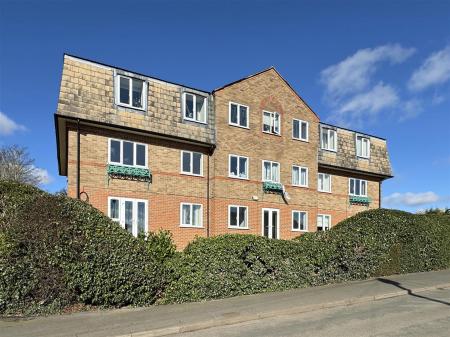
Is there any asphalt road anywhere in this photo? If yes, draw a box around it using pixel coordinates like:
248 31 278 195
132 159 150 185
178 288 450 337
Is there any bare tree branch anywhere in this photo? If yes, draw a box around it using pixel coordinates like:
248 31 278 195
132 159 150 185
0 145 42 186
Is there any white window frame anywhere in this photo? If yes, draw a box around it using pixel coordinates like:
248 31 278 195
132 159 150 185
182 92 208 124
321 126 337 152
108 138 148 168
261 208 280 239
228 154 249 180
228 205 249 229
180 203 203 228
262 110 281 135
292 119 309 142
261 160 281 183
292 210 308 232
356 134 370 159
114 74 147 110
349 178 368 197
317 214 331 231
318 173 332 193
107 196 148 237
229 102 249 129
292 165 308 187
180 150 203 177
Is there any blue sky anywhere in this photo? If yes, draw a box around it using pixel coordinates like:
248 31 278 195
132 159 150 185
0 0 449 212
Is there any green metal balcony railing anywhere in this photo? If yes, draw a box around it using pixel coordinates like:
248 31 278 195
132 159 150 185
107 164 152 186
263 181 283 193
349 195 371 205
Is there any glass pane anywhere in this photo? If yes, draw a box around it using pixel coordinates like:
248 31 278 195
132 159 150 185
239 106 247 127
350 179 355 195
356 137 362 156
230 206 237 227
363 139 369 156
272 163 279 182
230 104 238 124
230 156 238 176
239 207 246 227
293 120 299 139
321 129 328 148
301 122 307 140
182 152 191 173
119 77 130 104
263 112 271 132
263 210 269 237
317 215 323 231
293 212 299 230
125 201 133 234
301 168 307 186
324 174 330 191
182 204 191 225
196 96 206 122
192 153 201 175
272 211 277 239
318 174 323 190
330 131 336 150
123 141 134 165
300 213 306 231
132 80 143 108
355 179 361 196
239 157 247 178
185 94 194 119
137 202 145 234
292 167 299 185
264 162 271 181
110 140 121 163
361 181 367 196
110 199 119 219
193 205 201 227
136 144 146 166
274 113 280 134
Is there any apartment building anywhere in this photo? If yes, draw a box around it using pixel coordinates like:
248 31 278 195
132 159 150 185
55 54 392 248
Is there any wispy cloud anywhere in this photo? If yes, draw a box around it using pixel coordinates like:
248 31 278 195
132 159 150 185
384 191 441 207
408 45 450 92
399 98 424 122
32 166 53 185
0 111 26 136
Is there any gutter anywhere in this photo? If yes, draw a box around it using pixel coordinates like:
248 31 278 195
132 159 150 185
318 163 393 180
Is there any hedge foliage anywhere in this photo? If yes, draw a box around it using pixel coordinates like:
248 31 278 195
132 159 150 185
1 180 449 314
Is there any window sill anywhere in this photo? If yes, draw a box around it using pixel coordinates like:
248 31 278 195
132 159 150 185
262 130 281 137
292 137 309 143
183 117 208 125
229 123 250 130
320 147 337 153
116 103 146 112
228 226 250 230
229 175 250 180
292 184 309 188
318 190 332 194
357 155 370 160
180 172 204 178
179 225 204 229
292 229 308 232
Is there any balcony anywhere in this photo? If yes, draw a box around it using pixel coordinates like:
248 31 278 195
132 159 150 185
263 181 283 193
349 195 371 205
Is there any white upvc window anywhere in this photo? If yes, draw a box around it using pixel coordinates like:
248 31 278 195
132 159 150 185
292 210 308 232
229 102 249 128
181 151 203 176
318 173 332 193
317 214 331 231
115 75 147 110
292 165 308 187
356 135 370 158
228 205 248 229
321 126 337 151
183 92 207 123
229 154 249 179
349 178 368 197
180 203 203 227
262 111 281 135
108 197 148 237
262 160 280 183
292 119 309 142
108 138 148 168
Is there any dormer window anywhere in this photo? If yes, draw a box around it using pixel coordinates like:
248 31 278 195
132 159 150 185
115 75 147 110
356 135 370 158
321 126 337 151
183 92 207 123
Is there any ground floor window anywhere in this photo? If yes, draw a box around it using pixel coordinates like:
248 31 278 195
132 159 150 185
292 210 308 231
317 214 331 231
228 205 248 229
180 203 203 227
108 197 148 237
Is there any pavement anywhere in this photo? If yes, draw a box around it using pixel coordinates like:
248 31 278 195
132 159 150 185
1 269 450 337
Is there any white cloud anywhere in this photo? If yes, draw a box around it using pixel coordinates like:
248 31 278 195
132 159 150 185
0 111 26 136
32 166 53 185
399 99 423 122
432 93 446 105
384 191 440 207
408 45 450 91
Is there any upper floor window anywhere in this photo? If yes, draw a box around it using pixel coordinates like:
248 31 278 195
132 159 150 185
181 150 203 176
262 111 280 135
180 203 203 227
229 102 249 128
292 165 308 187
183 92 207 123
317 214 331 231
318 173 331 193
228 205 248 229
109 139 147 168
321 127 337 151
115 75 147 110
349 178 368 197
292 119 308 141
262 160 280 183
229 154 249 179
356 135 370 158
292 210 308 232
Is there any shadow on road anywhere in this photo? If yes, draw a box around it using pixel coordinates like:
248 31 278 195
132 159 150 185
377 277 450 306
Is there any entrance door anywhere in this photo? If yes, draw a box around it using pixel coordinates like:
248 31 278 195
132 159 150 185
262 208 279 239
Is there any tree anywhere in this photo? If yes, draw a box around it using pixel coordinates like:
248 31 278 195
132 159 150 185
0 145 42 186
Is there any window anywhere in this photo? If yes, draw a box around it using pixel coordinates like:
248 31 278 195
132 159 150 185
180 151 203 176
183 92 207 123
292 119 308 141
318 173 331 193
292 211 308 231
262 111 280 135
292 166 308 187
229 102 249 128
317 214 331 231
356 135 370 158
115 75 147 110
349 178 368 197
108 139 147 168
229 154 249 179
180 203 203 227
262 160 280 183
321 127 337 151
108 197 147 237
228 205 248 229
